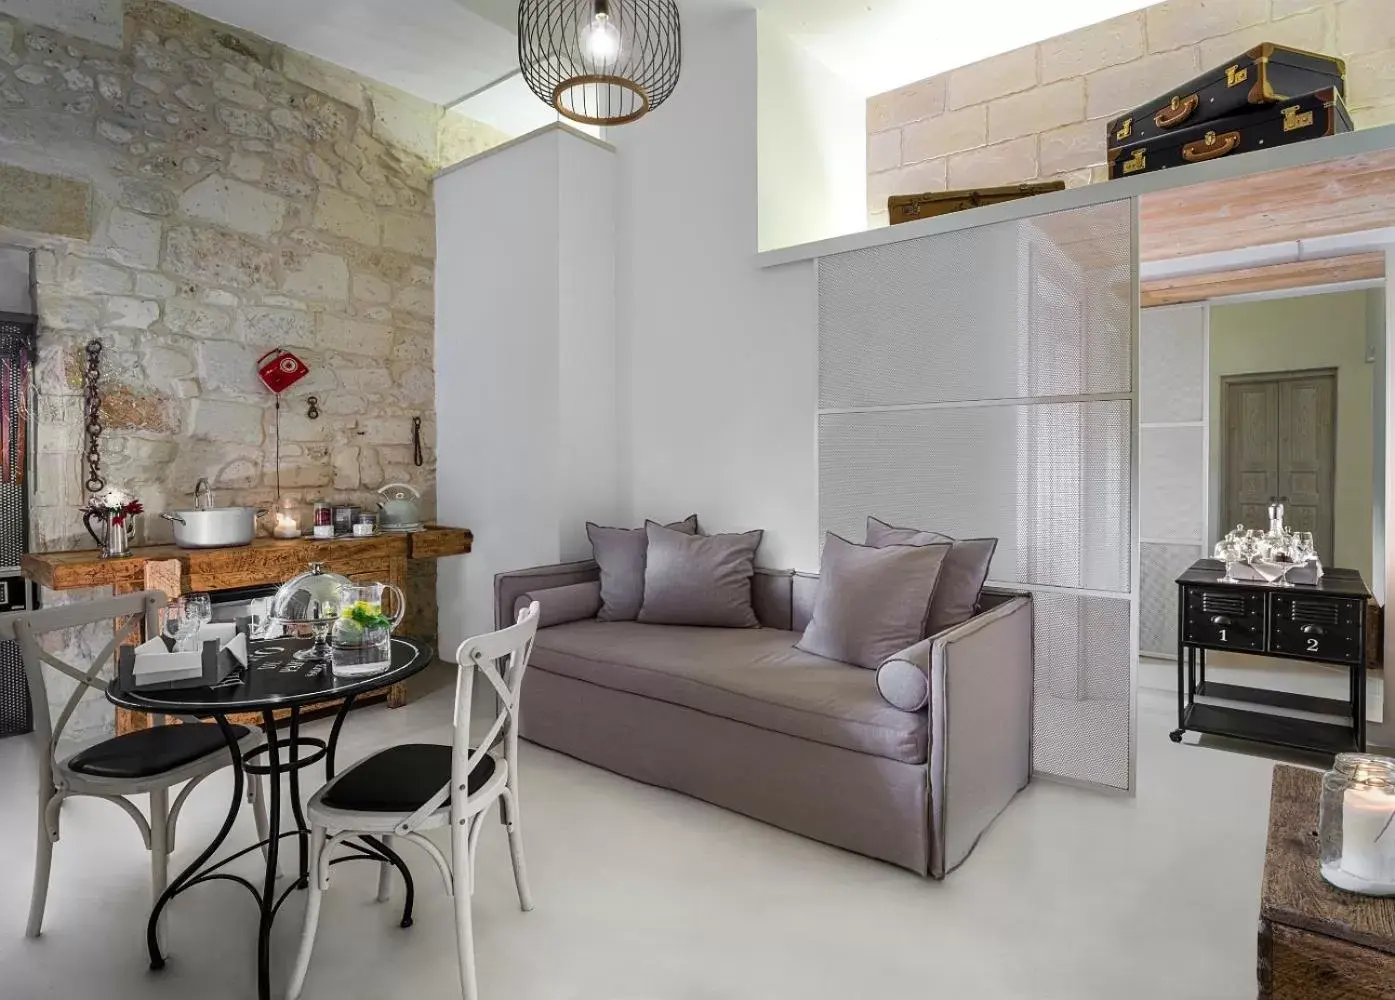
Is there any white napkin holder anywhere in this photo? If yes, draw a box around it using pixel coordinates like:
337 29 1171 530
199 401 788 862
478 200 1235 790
118 622 249 690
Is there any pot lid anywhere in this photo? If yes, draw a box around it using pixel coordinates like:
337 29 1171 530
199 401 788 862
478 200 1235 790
378 482 421 502
271 562 352 625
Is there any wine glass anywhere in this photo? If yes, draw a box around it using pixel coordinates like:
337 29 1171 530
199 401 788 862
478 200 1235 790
164 593 212 652
1292 531 1316 565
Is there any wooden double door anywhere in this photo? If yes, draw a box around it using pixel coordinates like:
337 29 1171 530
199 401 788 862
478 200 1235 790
1222 368 1336 561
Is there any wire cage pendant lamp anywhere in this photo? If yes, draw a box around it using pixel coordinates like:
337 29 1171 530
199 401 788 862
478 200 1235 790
518 0 681 127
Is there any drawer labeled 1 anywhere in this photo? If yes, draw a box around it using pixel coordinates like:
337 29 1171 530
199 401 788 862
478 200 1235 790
1184 588 1265 651
1269 594 1363 663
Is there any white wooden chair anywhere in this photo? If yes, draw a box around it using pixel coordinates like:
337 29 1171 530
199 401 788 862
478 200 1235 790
2 591 269 944
288 602 541 1000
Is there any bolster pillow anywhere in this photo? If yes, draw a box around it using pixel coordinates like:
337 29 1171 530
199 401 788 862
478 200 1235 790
513 581 602 628
875 636 935 712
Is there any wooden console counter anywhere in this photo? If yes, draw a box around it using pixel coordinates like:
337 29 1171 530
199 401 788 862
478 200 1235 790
21 526 471 733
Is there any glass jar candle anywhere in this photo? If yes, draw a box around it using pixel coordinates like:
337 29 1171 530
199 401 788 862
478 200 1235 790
311 499 334 539
1319 753 1395 895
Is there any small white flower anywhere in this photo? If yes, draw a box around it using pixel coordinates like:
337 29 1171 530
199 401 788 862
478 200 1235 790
93 487 135 509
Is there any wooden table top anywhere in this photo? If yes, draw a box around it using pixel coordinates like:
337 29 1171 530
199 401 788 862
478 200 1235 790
1263 764 1395 955
21 526 471 591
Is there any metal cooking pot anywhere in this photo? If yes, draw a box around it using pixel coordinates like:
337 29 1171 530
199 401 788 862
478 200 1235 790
161 507 266 548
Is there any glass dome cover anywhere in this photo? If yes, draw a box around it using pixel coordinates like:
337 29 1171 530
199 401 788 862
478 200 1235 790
271 562 352 663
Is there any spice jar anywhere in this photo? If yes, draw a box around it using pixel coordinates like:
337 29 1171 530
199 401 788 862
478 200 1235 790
312 499 334 539
1319 753 1395 895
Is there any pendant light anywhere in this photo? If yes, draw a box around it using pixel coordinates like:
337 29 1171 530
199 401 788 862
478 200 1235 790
518 0 681 127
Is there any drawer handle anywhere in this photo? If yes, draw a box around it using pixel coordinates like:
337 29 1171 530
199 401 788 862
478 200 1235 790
1300 624 1325 636
1211 615 1235 626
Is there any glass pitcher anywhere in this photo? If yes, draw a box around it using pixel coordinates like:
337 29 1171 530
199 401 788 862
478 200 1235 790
330 582 406 677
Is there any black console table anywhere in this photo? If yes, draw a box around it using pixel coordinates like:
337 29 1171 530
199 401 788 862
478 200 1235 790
1172 559 1369 755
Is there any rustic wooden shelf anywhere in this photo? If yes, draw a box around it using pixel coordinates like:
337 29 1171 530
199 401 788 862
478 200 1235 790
20 525 472 734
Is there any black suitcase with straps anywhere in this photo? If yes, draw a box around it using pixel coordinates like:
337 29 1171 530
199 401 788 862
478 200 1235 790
1106 43 1345 148
1108 86 1352 180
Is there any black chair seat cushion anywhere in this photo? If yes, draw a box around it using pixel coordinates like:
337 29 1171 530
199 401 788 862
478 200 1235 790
67 723 250 779
321 743 496 813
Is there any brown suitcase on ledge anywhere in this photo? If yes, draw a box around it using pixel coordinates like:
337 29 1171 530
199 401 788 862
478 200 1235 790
1107 87 1352 180
1107 43 1345 148
888 181 1065 225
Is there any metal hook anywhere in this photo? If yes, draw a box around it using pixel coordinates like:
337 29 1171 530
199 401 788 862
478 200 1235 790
306 396 320 420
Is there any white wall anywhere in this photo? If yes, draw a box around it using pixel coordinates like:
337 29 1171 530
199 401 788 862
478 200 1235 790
435 126 619 645
611 5 821 571
756 14 865 252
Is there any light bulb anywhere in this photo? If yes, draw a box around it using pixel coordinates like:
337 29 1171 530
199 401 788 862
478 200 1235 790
581 11 620 63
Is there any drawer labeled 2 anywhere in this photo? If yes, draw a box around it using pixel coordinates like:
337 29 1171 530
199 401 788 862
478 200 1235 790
1184 588 1265 651
1269 594 1363 663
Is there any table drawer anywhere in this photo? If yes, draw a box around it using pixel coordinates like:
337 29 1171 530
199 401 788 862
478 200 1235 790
1184 587 1265 650
1269 594 1363 663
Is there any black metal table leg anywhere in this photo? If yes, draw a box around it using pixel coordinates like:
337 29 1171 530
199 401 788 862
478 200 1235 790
324 692 356 780
148 714 245 970
361 834 416 928
287 708 310 885
256 709 283 1000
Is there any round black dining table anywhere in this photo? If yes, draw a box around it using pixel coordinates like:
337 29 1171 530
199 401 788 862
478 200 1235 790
107 634 433 1000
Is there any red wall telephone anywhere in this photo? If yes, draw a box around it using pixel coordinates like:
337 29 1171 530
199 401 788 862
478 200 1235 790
256 348 310 394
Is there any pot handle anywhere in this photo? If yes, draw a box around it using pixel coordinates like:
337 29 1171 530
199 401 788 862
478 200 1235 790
254 508 269 518
160 512 186 524
383 583 407 629
82 510 106 548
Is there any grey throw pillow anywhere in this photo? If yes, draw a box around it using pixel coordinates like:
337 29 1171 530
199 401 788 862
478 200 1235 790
797 532 951 669
587 515 698 621
866 516 997 635
637 523 763 628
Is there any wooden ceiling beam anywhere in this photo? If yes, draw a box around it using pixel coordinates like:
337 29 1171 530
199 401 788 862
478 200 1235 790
1140 252 1385 307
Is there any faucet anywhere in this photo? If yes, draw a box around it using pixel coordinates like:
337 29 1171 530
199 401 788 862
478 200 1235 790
193 477 214 510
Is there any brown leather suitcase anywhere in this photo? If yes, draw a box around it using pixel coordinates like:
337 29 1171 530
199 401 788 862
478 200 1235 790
888 181 1065 225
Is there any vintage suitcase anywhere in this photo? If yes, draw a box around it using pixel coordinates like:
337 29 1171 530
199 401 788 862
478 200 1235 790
888 181 1065 225
1107 43 1345 148
1107 87 1351 180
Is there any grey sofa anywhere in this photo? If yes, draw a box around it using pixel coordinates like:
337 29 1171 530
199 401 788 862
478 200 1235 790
496 562 1033 877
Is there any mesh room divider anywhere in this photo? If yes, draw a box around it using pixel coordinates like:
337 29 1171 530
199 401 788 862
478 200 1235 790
1138 304 1208 660
817 200 1139 791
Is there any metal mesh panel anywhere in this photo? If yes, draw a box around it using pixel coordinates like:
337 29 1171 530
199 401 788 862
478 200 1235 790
1031 590 1132 789
1139 306 1205 424
1140 542 1204 658
0 314 32 738
818 199 1132 410
1139 425 1205 543
819 400 1132 592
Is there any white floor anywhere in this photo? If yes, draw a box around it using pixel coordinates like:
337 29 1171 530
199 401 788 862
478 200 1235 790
1 674 1285 1000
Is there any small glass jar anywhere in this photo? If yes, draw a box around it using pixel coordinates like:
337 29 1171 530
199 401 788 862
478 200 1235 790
1319 753 1395 896
311 499 333 540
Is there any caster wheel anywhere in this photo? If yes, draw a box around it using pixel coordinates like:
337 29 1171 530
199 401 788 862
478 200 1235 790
1169 730 1184 743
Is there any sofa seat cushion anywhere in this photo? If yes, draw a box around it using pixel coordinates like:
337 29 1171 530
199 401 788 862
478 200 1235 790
528 622 927 764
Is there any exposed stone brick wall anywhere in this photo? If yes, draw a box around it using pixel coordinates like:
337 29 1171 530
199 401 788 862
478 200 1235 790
866 0 1395 226
0 0 507 741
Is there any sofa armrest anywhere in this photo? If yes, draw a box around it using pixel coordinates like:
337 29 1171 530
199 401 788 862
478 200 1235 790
495 560 600 630
926 594 1033 878
511 582 602 628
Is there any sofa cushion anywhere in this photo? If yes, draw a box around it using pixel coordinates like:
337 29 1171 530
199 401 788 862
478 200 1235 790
797 533 950 669
587 515 698 622
528 621 927 764
637 523 763 628
866 517 998 635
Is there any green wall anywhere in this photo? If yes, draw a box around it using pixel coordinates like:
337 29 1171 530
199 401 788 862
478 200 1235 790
1209 289 1378 581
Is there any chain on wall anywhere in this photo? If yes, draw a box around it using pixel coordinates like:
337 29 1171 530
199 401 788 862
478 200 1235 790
82 339 104 495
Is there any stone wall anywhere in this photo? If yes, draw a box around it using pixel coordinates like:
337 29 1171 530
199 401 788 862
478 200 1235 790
0 0 507 740
866 0 1395 226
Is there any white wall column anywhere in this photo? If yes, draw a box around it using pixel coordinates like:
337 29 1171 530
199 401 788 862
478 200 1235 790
434 125 619 645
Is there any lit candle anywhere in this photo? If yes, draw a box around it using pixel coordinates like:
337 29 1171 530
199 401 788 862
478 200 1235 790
1341 784 1395 885
273 512 301 539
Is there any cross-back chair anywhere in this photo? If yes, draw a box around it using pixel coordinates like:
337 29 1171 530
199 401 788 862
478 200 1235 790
1 591 268 945
287 601 541 1000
